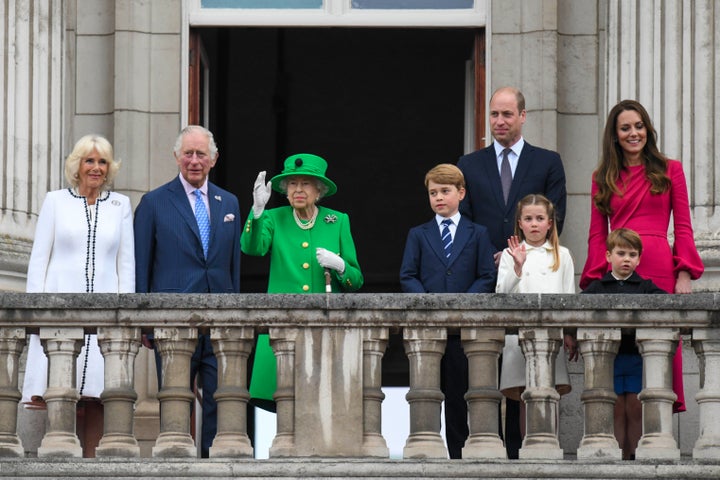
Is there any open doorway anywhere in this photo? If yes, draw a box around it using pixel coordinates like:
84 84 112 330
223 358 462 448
196 27 481 293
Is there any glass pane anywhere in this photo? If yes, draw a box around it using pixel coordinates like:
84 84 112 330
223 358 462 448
352 0 473 8
202 0 322 8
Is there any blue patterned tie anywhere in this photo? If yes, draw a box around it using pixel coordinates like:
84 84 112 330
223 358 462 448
441 219 453 258
193 189 210 258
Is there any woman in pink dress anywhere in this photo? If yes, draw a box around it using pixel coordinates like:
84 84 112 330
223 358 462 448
580 99 704 412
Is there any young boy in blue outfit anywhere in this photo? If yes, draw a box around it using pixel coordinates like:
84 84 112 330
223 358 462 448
582 227 665 460
400 163 496 459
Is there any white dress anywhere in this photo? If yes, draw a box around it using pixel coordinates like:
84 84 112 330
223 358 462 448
23 188 135 403
496 240 575 400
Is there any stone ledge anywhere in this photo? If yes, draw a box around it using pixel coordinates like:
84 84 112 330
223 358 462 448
0 458 719 479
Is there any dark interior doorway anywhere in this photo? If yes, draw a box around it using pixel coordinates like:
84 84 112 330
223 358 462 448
197 27 478 293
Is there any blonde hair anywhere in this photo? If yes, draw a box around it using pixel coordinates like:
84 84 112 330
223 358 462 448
64 134 119 189
514 194 561 271
425 163 465 190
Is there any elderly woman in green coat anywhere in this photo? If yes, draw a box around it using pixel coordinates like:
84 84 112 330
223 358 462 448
241 153 363 409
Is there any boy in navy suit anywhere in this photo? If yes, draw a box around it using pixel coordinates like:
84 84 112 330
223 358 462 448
400 163 496 458
582 228 665 460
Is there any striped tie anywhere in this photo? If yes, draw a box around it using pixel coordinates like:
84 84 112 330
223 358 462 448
194 189 210 258
441 219 453 258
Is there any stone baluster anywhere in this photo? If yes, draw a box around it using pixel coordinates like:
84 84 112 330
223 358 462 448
635 328 680 459
361 328 389 457
151 328 197 458
269 328 299 457
0 328 26 457
518 327 563 459
692 328 720 459
576 328 622 459
95 327 141 457
37 327 84 457
402 327 447 458
209 326 254 458
462 328 506 459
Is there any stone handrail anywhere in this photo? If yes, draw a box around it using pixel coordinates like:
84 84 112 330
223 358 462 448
0 292 719 461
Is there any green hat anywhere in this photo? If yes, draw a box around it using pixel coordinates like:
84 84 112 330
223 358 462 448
270 153 337 197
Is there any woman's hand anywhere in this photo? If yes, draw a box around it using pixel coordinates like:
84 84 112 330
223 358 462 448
506 235 526 277
252 171 272 218
316 248 345 274
675 270 692 294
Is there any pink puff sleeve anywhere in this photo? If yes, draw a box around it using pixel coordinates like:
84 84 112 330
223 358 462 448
579 176 610 290
667 160 704 280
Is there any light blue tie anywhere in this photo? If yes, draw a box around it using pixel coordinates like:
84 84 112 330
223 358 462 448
194 189 210 258
441 219 453 258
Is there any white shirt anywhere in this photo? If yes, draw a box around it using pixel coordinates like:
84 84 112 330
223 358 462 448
178 173 210 219
496 240 575 294
435 212 461 240
494 137 525 178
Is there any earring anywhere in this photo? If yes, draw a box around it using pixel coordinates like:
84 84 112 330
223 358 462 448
74 173 79 179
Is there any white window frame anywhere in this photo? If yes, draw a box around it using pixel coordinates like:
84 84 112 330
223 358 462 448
186 0 486 27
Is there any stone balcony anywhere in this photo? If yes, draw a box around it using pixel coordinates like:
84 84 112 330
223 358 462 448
0 293 720 479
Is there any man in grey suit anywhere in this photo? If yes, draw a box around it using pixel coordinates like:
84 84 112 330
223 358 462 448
134 125 241 457
457 87 567 459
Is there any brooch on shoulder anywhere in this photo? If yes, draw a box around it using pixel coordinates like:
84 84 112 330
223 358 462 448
324 214 337 224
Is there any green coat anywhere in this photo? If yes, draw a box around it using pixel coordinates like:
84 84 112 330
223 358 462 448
241 205 363 293
241 205 364 404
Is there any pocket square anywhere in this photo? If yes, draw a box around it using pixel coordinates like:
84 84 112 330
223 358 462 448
224 213 235 222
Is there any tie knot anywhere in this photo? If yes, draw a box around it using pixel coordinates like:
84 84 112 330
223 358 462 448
194 189 202 199
502 147 512 157
442 219 453 227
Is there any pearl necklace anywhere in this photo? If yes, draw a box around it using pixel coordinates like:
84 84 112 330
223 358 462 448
293 206 318 230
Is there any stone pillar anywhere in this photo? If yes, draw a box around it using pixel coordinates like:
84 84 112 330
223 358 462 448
518 327 563 459
0 0 63 292
402 327 447 459
0 328 26 457
95 327 141 458
461 328 506 459
576 328 622 459
692 328 720 459
635 328 680 459
268 328 299 457
37 327 84 458
151 328 197 458
208 326 254 458
361 328 389 457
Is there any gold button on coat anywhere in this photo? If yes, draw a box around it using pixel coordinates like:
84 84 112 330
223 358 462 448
302 285 309 291
303 262 310 269
302 242 309 248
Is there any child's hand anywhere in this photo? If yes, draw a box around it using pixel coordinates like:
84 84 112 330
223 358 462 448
506 235 526 276
564 333 578 362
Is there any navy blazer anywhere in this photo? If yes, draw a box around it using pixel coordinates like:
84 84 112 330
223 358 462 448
458 142 567 251
134 176 241 293
400 217 496 293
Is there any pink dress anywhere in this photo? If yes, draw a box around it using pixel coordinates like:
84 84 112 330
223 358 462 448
580 160 704 412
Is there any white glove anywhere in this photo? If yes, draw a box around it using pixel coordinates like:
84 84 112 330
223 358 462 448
316 248 345 274
252 171 272 218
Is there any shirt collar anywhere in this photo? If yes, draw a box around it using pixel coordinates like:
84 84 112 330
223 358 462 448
523 240 553 252
178 173 208 196
494 137 525 159
436 212 462 227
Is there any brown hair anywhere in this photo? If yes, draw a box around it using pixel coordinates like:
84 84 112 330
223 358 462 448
593 100 670 215
514 194 561 271
606 228 643 255
425 163 465 190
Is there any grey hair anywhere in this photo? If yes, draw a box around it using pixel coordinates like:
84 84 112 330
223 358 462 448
173 125 218 158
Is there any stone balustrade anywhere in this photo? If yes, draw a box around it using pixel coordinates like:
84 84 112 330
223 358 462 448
0 292 719 468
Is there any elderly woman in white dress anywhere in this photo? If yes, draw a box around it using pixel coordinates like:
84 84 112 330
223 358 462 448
23 134 134 456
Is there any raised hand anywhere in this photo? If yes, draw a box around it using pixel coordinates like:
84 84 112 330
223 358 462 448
506 235 527 276
252 171 272 218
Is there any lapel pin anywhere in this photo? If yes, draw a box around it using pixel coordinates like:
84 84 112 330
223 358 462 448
215 195 222 201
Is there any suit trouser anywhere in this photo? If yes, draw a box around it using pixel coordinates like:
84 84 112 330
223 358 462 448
441 335 469 459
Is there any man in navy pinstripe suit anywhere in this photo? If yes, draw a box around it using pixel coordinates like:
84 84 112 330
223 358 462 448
134 125 241 457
